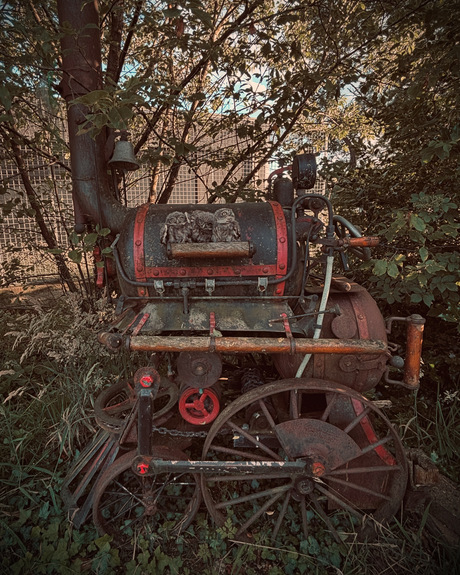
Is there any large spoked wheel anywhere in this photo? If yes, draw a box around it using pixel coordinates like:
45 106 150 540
201 379 407 546
94 379 179 432
93 446 201 547
333 215 372 262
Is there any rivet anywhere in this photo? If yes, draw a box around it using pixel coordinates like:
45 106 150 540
137 264 144 272
275 288 282 295
279 237 286 243
263 267 269 273
135 240 141 246
180 269 186 276
153 270 159 276
279 263 285 270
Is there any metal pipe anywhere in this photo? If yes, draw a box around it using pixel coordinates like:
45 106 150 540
404 314 425 388
169 241 253 259
385 314 425 389
127 335 387 354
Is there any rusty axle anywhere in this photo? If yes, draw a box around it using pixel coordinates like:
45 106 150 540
126 335 387 355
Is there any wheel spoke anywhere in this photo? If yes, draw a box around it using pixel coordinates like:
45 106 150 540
215 483 290 510
328 465 402 476
290 389 299 419
321 392 338 421
104 399 133 416
257 399 277 431
271 491 291 542
310 492 343 544
209 444 272 461
343 406 372 434
326 476 392 501
360 434 392 455
300 495 309 540
314 482 363 520
226 420 282 460
236 489 287 538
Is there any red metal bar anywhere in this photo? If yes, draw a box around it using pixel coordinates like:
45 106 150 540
133 203 150 296
346 237 380 248
127 335 387 354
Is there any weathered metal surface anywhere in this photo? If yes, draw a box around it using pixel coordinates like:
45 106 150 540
125 300 303 335
201 378 408 543
176 351 222 388
275 419 362 470
404 315 425 387
385 314 426 389
132 457 306 476
61 430 120 529
170 241 253 258
116 201 293 298
273 289 389 391
128 335 387 354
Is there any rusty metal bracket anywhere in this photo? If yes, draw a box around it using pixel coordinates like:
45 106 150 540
209 311 217 352
280 313 296 355
131 312 150 336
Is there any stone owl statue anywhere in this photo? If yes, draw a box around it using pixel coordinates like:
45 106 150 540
212 208 240 242
160 211 191 244
189 210 215 243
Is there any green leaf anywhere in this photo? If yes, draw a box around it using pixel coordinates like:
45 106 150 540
410 214 426 232
68 250 82 264
373 259 388 276
83 233 98 246
423 293 434 306
387 261 399 278
419 247 428 262
75 90 111 107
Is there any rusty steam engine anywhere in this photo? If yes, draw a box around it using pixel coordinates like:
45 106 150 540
62 151 424 547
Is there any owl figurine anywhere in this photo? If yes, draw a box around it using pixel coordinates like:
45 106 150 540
160 211 191 244
212 207 240 242
189 210 215 243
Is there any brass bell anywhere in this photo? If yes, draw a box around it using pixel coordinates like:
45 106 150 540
108 133 140 171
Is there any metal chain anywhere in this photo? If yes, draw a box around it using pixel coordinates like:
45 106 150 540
151 424 233 439
152 425 209 438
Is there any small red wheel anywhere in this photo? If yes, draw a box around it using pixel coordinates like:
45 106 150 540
178 387 220 425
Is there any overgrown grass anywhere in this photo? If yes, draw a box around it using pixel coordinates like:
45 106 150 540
0 295 459 574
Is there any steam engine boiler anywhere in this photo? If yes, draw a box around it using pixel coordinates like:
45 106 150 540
62 154 424 548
